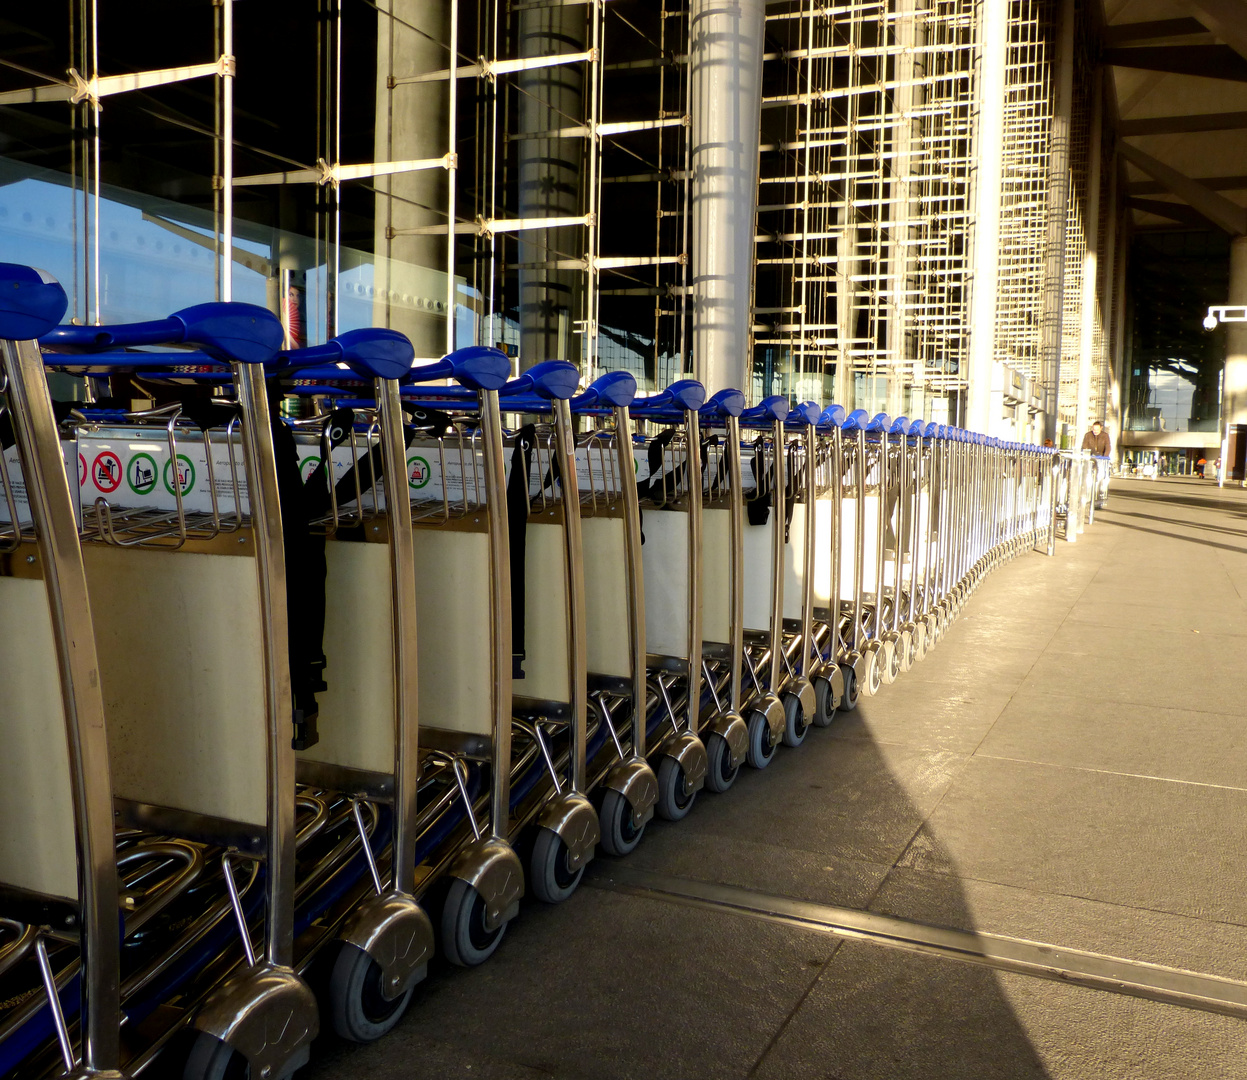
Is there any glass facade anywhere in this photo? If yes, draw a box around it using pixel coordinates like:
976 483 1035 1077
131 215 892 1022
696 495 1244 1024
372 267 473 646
1124 231 1229 435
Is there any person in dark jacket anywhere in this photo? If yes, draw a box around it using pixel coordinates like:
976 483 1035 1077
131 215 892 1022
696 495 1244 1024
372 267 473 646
1081 420 1110 457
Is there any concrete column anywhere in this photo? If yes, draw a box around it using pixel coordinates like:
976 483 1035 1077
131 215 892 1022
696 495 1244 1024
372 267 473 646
374 0 451 359
688 0 766 395
1224 236 1247 478
1040 0 1075 444
1075 70 1103 444
517 5 588 370
965 0 1008 437
1100 152 1120 450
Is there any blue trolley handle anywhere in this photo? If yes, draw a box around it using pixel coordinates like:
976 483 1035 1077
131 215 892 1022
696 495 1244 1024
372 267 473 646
41 302 284 366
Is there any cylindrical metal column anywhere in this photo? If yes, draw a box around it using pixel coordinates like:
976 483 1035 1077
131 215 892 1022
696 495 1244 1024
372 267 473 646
1040 0 1075 445
517 5 588 370
965 0 1008 436
688 0 766 396
1074 71 1104 444
374 0 452 359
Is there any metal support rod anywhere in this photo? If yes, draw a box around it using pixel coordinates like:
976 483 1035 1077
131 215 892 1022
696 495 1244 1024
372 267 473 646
222 0 234 301
2 336 122 1073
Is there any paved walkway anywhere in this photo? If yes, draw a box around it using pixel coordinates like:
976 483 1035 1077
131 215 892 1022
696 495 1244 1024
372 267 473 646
306 477 1247 1080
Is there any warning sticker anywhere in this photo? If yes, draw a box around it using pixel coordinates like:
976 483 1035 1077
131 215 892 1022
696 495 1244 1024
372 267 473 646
0 439 83 528
126 452 158 496
92 451 123 494
77 431 249 517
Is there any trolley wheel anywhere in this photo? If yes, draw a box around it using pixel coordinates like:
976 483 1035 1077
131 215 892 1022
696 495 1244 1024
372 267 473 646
599 787 646 856
656 755 697 821
811 677 835 727
838 665 859 712
863 648 883 697
328 942 414 1043
886 640 904 682
441 877 506 967
704 731 741 794
746 710 776 770
183 1033 302 1080
529 827 585 904
781 693 808 748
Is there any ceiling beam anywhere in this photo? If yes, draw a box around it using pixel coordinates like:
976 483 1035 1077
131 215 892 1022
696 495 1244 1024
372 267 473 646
1103 17 1209 47
1125 196 1213 226
1128 172 1247 195
1180 0 1247 63
1102 44 1247 81
1118 140 1247 234
1119 110 1247 135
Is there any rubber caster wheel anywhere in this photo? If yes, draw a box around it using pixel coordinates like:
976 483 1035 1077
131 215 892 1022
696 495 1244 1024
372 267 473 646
183 1033 304 1080
838 665 859 712
746 710 776 769
656 755 697 821
704 731 741 794
599 787 645 857
886 639 903 682
529 826 586 904
329 942 414 1042
862 648 883 697
811 677 835 727
781 693 808 748
441 877 506 967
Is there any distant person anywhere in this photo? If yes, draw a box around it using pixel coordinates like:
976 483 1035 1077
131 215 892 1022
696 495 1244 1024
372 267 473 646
1197 457 1207 478
1043 438 1054 447
1080 420 1110 457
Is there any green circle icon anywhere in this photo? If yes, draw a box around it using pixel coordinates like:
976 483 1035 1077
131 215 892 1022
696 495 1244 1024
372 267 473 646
407 455 431 490
127 452 158 495
163 454 196 496
300 455 323 483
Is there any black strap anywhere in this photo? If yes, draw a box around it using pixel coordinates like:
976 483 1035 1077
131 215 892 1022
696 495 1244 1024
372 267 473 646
782 443 797 545
506 424 537 679
268 385 327 750
401 403 454 439
746 435 771 527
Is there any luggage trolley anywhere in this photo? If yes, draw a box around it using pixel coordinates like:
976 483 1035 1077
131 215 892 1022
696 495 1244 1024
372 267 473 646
735 395 817 767
400 360 600 928
492 361 607 903
835 409 903 699
30 299 319 1079
780 401 844 733
629 380 713 820
559 372 660 856
270 335 511 1039
0 266 129 1080
693 387 752 795
870 414 925 683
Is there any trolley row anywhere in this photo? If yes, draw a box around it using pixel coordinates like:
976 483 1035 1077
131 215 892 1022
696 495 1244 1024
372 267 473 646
0 264 1060 1079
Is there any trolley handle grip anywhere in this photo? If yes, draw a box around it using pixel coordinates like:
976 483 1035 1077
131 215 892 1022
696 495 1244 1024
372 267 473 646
571 370 637 411
784 400 821 428
817 404 846 431
41 302 283 365
631 378 706 417
867 412 892 434
839 408 870 434
406 345 511 391
0 264 69 341
497 359 580 402
739 395 790 426
699 387 745 420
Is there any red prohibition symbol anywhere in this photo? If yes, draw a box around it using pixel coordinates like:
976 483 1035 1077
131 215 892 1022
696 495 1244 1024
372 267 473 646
92 450 123 494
